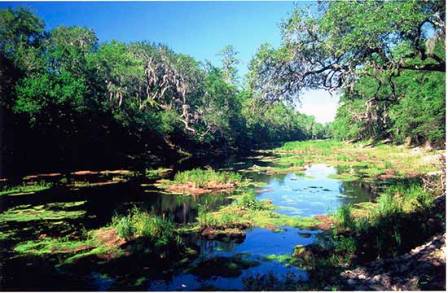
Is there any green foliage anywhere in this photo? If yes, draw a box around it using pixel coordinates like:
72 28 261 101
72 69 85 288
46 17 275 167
15 71 87 122
0 7 45 72
331 68 445 146
246 1 445 147
330 99 366 141
389 71 445 145
2 7 325 176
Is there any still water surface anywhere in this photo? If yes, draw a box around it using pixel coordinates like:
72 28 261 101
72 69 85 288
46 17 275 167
1 163 375 290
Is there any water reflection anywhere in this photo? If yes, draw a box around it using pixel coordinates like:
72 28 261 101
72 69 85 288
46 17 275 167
147 227 312 291
1 161 377 291
256 164 374 217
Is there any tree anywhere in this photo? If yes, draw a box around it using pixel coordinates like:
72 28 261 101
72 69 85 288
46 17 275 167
250 0 445 103
218 45 240 85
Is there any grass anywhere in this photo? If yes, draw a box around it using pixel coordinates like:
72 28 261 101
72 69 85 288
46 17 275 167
0 181 52 196
155 168 248 195
242 155 306 175
333 204 354 230
111 207 181 247
272 140 443 181
172 168 242 187
329 181 440 261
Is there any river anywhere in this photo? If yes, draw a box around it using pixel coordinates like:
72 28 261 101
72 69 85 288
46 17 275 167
0 158 376 290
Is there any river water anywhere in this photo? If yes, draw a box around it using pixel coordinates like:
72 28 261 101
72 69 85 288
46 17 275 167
0 162 375 290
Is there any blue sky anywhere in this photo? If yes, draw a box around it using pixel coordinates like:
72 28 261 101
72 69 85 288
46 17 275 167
1 1 339 123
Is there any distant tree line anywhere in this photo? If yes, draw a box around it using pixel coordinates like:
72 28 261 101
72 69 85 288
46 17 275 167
0 8 327 176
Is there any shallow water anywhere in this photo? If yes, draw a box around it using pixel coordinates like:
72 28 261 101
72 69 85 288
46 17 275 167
0 162 375 290
148 227 316 291
257 164 373 217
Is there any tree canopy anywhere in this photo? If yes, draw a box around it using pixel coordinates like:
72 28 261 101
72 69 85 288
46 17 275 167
250 0 445 102
0 7 327 176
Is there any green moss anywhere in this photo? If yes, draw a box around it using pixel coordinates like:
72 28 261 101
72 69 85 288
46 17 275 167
264 254 302 267
0 181 52 196
13 230 124 265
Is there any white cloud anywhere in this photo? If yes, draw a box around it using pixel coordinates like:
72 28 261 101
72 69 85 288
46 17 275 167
296 89 340 124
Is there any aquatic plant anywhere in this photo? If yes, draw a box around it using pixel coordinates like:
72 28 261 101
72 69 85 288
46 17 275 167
155 168 247 195
197 191 318 233
0 181 52 196
325 181 441 264
145 167 172 180
333 204 354 230
112 214 135 240
111 208 180 247
14 237 94 256
235 191 267 210
0 202 87 222
173 168 242 187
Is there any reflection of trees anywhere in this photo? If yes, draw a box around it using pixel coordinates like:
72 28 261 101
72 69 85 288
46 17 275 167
339 181 376 204
144 193 231 224
197 239 239 260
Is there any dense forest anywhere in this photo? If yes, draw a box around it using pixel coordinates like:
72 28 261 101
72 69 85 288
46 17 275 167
0 8 329 177
1 1 445 177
